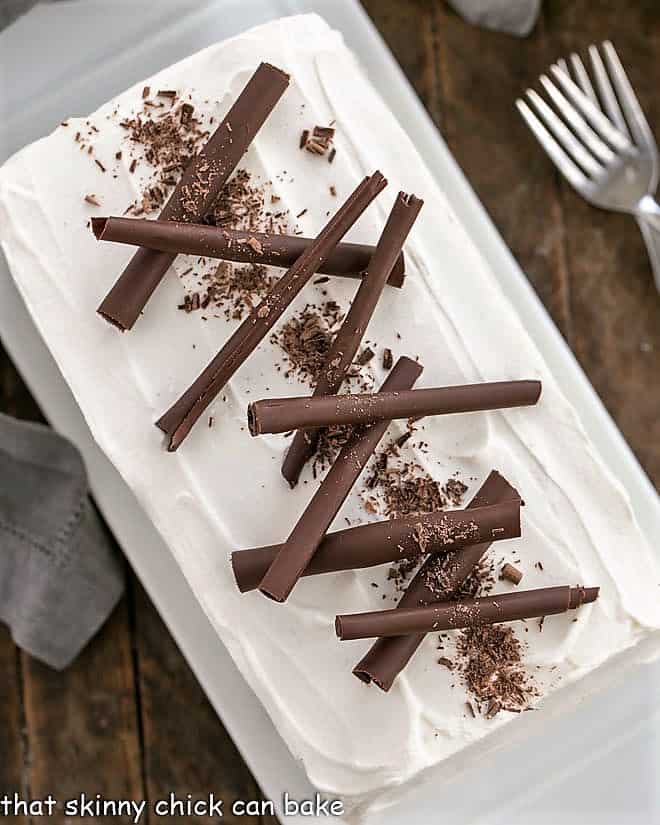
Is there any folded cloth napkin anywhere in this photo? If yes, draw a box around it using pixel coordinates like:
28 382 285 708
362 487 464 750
0 413 124 669
0 0 39 29
449 0 542 36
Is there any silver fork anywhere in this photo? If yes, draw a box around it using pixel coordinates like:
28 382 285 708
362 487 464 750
517 41 660 292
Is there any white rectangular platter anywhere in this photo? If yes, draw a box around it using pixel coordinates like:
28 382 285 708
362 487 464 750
0 2 658 823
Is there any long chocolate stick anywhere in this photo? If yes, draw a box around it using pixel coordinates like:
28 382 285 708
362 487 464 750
353 469 520 691
91 218 406 288
336 585 599 640
231 498 522 592
249 380 542 436
259 356 423 603
156 172 388 450
281 192 423 488
97 62 290 330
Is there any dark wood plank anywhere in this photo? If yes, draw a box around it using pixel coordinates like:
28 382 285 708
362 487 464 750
363 1 573 339
0 342 44 422
22 599 144 824
0 344 35 823
0 627 28 823
366 1 659 485
362 0 442 123
1 339 145 822
132 581 266 825
542 0 660 485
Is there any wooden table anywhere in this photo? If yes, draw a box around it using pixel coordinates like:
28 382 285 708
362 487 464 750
1 2 658 822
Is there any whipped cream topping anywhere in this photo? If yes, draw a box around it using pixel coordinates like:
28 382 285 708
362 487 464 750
1 14 659 819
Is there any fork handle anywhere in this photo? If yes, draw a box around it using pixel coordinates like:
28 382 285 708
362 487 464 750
636 195 660 292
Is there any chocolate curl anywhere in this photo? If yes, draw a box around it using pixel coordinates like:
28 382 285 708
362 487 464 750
281 192 423 488
259 356 423 603
156 172 388 450
231 498 522 592
353 469 520 691
248 380 542 435
336 585 599 640
97 62 290 330
91 218 406 288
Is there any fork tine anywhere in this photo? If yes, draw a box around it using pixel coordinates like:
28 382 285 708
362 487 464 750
526 89 605 177
588 44 631 139
569 53 599 107
539 75 616 165
601 41 655 150
549 64 633 153
516 99 591 192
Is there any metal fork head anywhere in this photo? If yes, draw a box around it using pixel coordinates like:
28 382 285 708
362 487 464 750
517 41 658 214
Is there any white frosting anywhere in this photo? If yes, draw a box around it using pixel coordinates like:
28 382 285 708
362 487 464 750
1 14 659 818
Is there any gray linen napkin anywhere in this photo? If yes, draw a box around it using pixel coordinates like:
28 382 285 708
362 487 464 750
0 413 124 669
0 0 39 29
449 0 542 36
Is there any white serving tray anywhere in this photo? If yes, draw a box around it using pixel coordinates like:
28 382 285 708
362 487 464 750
1 2 658 823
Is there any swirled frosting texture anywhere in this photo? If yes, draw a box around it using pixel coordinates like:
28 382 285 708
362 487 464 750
1 14 659 818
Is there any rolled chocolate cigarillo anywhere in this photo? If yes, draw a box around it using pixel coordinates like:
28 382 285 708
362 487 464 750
258 355 423 603
97 62 290 331
231 498 522 592
281 191 423 487
248 380 542 435
156 171 387 450
336 585 599 640
352 469 521 691
91 219 406 287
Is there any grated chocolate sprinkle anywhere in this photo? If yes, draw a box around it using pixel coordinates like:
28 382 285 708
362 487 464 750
178 262 277 322
270 302 343 386
300 124 335 157
117 97 209 214
455 624 538 718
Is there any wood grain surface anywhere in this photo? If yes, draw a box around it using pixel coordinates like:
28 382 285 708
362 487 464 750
0 1 658 820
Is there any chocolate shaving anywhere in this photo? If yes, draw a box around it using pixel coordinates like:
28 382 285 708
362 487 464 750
456 624 538 714
382 348 393 370
364 444 448 519
156 172 388 450
500 563 523 585
270 303 342 385
281 192 423 488
357 347 375 366
258 356 423 603
300 124 336 156
97 62 290 331
179 262 276 322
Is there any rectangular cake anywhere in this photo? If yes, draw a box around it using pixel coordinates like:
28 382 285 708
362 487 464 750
1 13 659 820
